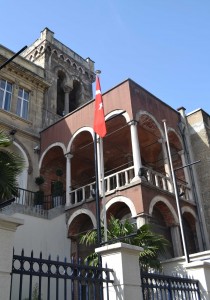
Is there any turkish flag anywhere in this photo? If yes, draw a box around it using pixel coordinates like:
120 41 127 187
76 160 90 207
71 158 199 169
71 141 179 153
93 76 107 137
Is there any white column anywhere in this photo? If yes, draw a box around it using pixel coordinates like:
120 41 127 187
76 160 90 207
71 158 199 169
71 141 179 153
195 220 204 252
0 214 24 300
178 150 192 199
129 120 142 178
170 225 183 257
96 243 143 300
63 86 72 115
158 138 173 192
136 214 148 229
65 153 73 207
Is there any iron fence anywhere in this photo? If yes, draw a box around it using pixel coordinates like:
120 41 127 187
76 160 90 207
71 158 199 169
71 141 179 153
141 271 201 300
10 249 113 300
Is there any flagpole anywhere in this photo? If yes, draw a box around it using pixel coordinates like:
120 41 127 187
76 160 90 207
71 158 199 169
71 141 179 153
94 132 102 246
163 119 189 263
93 70 107 246
100 137 108 242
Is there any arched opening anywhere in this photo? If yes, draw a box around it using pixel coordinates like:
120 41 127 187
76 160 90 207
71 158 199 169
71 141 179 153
138 114 163 174
57 71 65 116
9 142 29 204
182 212 198 254
150 204 174 258
168 131 185 183
107 201 132 222
68 213 95 260
69 80 82 113
103 113 132 178
40 145 66 208
70 131 94 190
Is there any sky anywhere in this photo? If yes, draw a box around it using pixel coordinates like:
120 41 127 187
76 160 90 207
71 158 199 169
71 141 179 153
1 0 210 115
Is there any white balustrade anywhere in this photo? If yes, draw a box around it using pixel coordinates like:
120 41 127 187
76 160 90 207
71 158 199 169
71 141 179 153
69 166 135 205
69 166 192 206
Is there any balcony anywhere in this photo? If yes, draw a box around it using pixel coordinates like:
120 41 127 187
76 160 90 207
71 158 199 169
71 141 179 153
0 166 191 216
1 188 66 218
69 165 191 206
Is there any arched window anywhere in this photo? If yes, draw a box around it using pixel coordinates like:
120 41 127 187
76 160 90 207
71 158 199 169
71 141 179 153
150 206 174 258
56 71 65 116
182 213 198 254
69 80 82 113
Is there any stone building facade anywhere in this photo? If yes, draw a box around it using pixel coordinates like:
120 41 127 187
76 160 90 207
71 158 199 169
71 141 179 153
0 27 95 191
179 108 210 244
0 43 49 191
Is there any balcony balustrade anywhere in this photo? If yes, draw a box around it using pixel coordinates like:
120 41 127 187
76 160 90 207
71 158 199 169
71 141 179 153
0 188 66 217
1 166 191 216
69 165 191 206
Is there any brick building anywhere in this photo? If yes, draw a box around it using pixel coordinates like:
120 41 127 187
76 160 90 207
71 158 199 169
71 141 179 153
0 28 209 260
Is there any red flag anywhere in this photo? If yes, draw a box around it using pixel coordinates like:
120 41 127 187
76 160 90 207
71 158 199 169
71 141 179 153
93 76 107 137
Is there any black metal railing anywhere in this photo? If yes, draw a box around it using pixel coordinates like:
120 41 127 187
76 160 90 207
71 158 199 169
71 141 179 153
15 188 36 206
10 249 113 300
14 188 66 210
141 271 201 300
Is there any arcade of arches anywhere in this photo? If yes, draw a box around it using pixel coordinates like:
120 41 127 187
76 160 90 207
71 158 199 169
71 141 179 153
39 110 201 259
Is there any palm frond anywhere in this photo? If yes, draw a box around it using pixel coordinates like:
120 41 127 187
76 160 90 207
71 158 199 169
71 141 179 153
80 216 170 271
0 130 25 201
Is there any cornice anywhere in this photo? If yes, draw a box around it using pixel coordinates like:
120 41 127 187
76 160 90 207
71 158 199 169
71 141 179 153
0 55 50 91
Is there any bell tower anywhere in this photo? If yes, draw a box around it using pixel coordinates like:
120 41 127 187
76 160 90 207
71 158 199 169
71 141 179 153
22 28 95 126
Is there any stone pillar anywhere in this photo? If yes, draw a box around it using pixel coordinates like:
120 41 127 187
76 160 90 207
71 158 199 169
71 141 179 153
129 120 142 179
158 138 173 192
96 242 143 300
0 214 24 300
136 214 149 229
65 153 73 207
63 86 72 115
170 225 183 257
186 261 210 299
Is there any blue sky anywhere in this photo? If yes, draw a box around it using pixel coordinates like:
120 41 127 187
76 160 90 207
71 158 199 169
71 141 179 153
1 0 210 114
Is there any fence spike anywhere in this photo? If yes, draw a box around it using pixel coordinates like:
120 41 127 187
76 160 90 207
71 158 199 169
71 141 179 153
40 251 42 259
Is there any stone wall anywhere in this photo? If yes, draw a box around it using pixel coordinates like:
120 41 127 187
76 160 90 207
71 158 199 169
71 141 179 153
187 109 210 241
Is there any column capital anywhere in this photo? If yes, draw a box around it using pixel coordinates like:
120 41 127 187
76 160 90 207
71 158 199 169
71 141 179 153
158 138 166 144
65 153 73 159
178 150 185 156
129 119 138 126
63 85 73 93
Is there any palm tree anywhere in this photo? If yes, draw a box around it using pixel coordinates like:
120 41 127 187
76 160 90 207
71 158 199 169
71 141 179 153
0 130 24 202
80 215 170 271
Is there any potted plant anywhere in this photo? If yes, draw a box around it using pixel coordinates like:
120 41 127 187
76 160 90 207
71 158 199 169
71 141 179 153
52 169 64 207
34 175 45 209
